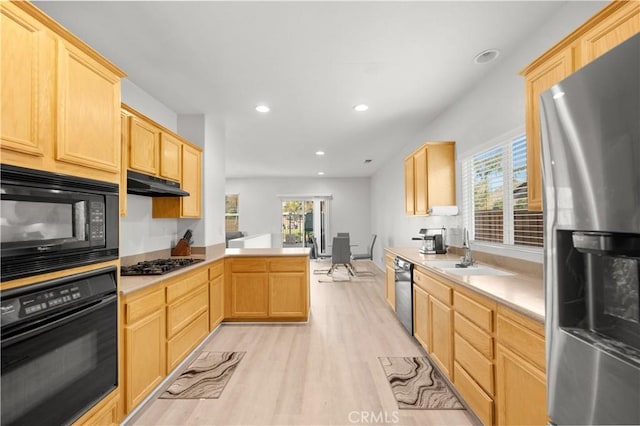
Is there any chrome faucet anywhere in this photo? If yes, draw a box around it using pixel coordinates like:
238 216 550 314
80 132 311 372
460 228 474 267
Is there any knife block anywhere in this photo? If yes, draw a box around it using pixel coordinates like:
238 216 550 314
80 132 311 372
171 238 191 256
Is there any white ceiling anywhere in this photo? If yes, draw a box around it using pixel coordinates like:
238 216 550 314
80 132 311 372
35 1 566 178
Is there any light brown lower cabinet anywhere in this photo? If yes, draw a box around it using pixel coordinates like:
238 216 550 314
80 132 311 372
73 390 120 426
209 259 225 329
412 284 429 350
385 254 396 310
429 295 453 378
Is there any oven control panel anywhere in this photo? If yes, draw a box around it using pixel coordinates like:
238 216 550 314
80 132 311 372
0 283 91 326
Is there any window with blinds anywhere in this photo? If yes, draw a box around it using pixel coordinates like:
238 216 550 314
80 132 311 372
462 134 543 248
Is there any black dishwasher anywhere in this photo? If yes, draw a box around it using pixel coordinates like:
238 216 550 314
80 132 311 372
394 257 413 335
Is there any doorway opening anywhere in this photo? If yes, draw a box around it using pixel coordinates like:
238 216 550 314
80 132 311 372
280 198 330 253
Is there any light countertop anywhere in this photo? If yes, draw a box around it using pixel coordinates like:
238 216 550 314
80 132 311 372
120 247 310 295
385 247 544 322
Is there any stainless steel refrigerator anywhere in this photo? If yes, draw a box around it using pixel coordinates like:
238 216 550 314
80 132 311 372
540 33 640 425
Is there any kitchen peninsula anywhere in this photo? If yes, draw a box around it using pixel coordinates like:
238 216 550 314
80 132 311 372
119 247 310 416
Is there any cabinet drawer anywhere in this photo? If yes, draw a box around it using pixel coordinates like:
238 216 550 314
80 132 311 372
454 291 493 332
166 267 208 303
497 313 545 371
166 284 208 338
230 258 268 273
209 260 224 279
454 361 494 426
270 257 306 272
167 311 209 372
454 333 494 395
455 313 493 359
125 289 164 324
414 269 452 305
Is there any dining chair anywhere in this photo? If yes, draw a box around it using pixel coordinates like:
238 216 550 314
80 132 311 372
327 236 354 278
351 234 377 261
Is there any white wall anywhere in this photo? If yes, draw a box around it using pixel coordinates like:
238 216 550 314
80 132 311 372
370 1 606 268
225 177 372 251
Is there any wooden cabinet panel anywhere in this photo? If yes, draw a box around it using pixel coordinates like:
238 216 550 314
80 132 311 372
209 273 224 329
429 296 453 378
455 312 493 359
124 309 165 411
209 260 224 280
120 111 129 216
454 291 494 333
230 273 269 317
454 333 494 395
579 2 639 67
166 268 208 303
166 283 208 338
159 132 181 182
180 144 201 217
230 258 268 273
0 4 47 158
497 311 545 371
426 142 456 208
129 115 159 175
415 270 452 305
125 289 164 324
413 284 429 351
496 344 546 426
167 311 209 372
56 41 120 174
385 264 396 311
270 257 306 272
454 362 494 426
413 147 428 215
269 272 306 317
74 390 119 426
523 47 574 212
404 156 415 215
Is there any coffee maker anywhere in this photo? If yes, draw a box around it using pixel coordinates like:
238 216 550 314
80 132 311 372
412 228 446 254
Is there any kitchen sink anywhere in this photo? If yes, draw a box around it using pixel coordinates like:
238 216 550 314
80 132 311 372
422 260 514 276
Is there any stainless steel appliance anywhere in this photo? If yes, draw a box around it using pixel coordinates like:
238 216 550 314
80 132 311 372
1 266 118 426
0 165 119 281
540 33 640 425
394 257 413 335
412 228 446 254
120 257 203 276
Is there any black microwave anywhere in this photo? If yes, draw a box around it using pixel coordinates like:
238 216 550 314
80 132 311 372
0 164 119 281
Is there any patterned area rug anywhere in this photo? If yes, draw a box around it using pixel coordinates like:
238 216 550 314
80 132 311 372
379 356 464 410
160 351 245 399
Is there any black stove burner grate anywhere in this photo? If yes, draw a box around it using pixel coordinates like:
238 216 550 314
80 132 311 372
120 258 204 276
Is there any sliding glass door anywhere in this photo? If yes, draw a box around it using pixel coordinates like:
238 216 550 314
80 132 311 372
280 198 330 252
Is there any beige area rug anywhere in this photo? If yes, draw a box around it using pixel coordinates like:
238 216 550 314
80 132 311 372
160 351 245 399
379 356 464 410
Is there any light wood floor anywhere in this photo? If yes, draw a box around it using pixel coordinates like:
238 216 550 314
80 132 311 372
132 261 475 426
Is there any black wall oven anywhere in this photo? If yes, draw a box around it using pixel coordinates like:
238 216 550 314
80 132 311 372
1 266 118 426
0 164 119 281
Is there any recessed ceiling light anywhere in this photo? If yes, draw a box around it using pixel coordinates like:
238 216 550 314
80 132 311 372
315 151 325 156
353 104 369 112
256 105 270 113
317 171 325 176
473 49 500 64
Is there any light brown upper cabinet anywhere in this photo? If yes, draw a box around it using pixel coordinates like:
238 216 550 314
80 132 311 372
159 132 182 182
129 115 160 176
404 141 455 216
1 1 125 184
152 143 202 218
520 1 639 212
120 110 129 216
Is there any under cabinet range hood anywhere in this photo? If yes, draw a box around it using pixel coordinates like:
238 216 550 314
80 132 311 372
126 170 189 197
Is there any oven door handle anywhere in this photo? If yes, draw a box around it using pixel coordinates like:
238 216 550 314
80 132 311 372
1 294 116 347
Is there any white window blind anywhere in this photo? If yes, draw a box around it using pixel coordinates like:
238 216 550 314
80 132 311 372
462 134 543 248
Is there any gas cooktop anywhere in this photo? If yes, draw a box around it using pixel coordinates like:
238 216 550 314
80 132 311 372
120 258 204 276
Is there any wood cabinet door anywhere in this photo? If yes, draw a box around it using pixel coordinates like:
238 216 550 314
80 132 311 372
230 273 269 317
413 147 428 215
385 264 396 310
404 156 415 215
496 343 546 426
120 111 129 216
579 2 639 68
268 272 306 317
413 284 429 352
523 47 574 212
125 309 166 411
0 4 48 158
429 296 453 378
426 142 456 208
56 40 120 174
159 132 181 182
129 116 159 175
209 274 224 329
180 144 202 217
